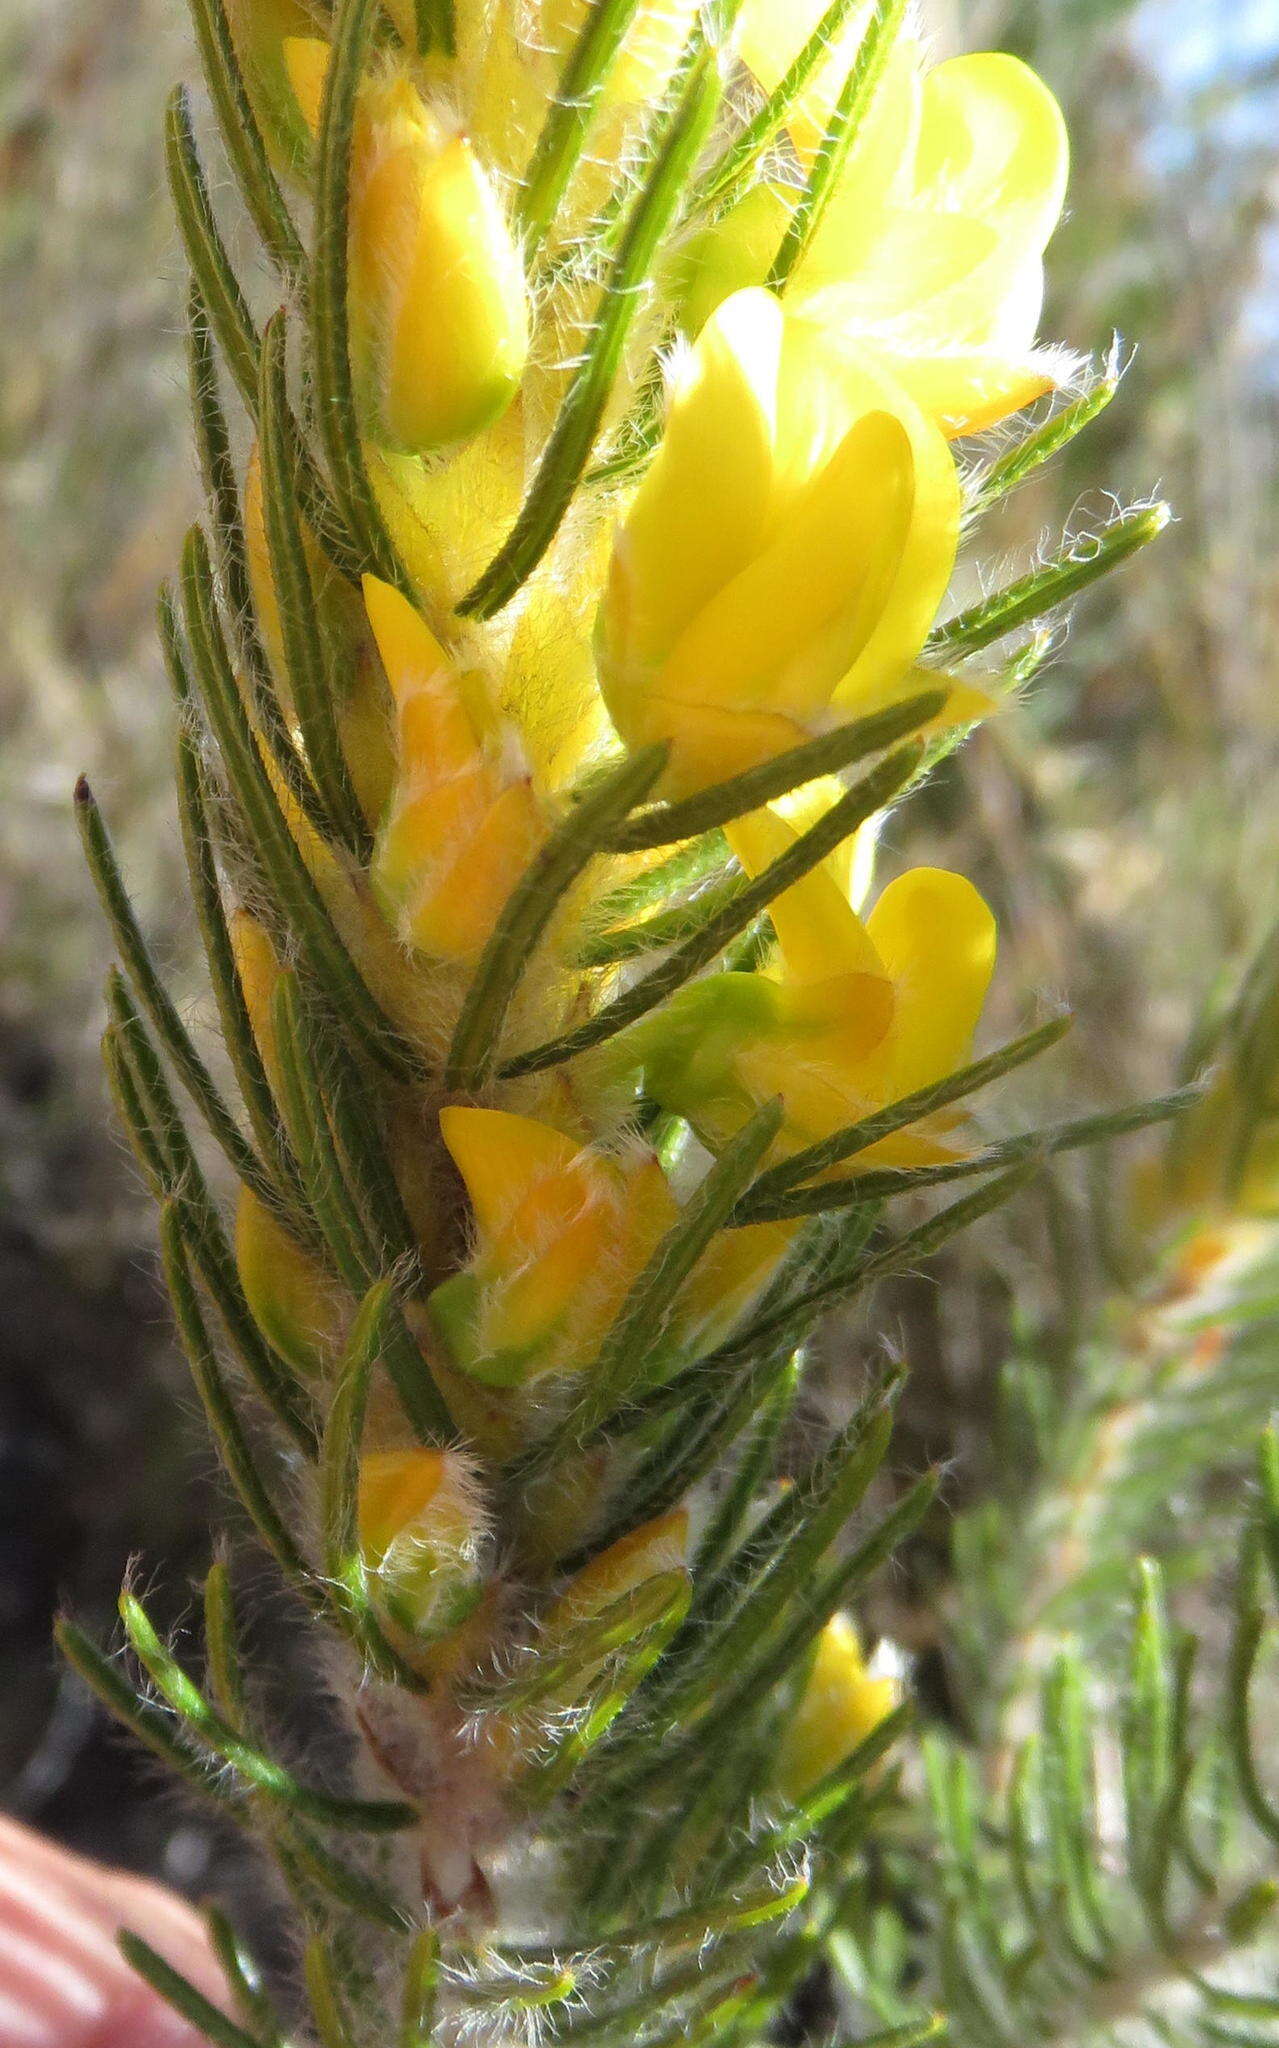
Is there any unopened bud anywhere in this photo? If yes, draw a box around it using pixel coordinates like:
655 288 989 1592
363 576 542 961
428 1108 679 1386
286 41 528 453
235 1187 345 1377
775 1614 901 1800
358 1448 487 1638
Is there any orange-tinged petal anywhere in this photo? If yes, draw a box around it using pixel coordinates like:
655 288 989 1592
547 1509 689 1631
359 1448 450 1564
358 1448 487 1639
438 1106 586 1248
399 780 541 960
361 574 454 716
500 1153 604 1270
379 766 492 889
485 1201 613 1357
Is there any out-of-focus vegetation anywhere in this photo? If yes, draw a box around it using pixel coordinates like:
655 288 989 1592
0 0 1275 1902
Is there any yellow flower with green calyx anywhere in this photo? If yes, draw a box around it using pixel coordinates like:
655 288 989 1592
597 286 963 800
515 1513 692 1728
775 1612 900 1800
362 575 544 963
285 39 529 454
634 806 997 1172
680 11 1071 438
429 1108 792 1388
358 1449 488 1641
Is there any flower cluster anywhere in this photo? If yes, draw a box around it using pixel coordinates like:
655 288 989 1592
77 0 1165 1973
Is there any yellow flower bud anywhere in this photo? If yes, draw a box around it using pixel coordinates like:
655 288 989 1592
226 0 318 178
545 1509 690 1637
598 288 961 799
235 1186 346 1377
429 1108 792 1387
775 1613 900 1801
285 41 529 453
634 809 997 1172
363 575 543 962
358 1448 487 1639
692 11 1072 437
534 1514 692 1708
429 1109 679 1385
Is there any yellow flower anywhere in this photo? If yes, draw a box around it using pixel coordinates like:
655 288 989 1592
775 1613 900 1800
429 1108 789 1386
428 1109 680 1386
285 40 529 453
683 11 1071 437
499 1514 691 1762
543 1510 690 1652
363 575 543 963
597 287 961 798
358 1449 487 1639
635 806 997 1171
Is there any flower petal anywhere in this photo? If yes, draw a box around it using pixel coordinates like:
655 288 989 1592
866 867 997 1093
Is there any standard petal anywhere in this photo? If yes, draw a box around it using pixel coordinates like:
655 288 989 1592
913 51 1069 255
866 867 997 1093
602 288 781 683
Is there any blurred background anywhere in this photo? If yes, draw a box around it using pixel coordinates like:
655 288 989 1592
0 0 1276 1908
